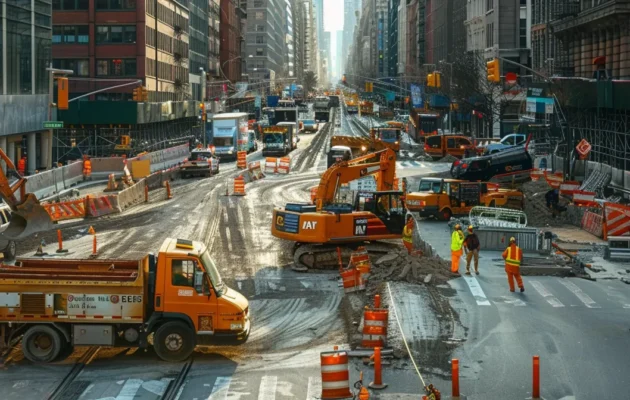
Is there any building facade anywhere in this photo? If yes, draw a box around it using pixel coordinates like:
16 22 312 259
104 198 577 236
0 0 52 173
388 0 399 77
220 0 243 83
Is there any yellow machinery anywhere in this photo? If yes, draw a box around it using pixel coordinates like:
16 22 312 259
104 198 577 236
271 148 405 270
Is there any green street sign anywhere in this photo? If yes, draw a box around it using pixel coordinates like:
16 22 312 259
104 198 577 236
43 121 64 129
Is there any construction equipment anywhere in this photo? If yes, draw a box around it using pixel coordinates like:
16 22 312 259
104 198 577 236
180 145 220 178
271 148 404 270
370 127 402 152
0 148 54 240
0 238 250 363
327 136 390 167
112 135 138 157
405 177 524 221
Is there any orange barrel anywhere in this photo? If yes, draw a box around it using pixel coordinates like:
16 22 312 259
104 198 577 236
233 176 246 196
237 151 247 169
265 157 278 174
320 349 353 399
278 156 291 174
340 268 359 294
362 309 388 348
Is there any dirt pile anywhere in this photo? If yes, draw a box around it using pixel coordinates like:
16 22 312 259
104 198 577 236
522 180 572 227
364 249 451 296
439 154 458 163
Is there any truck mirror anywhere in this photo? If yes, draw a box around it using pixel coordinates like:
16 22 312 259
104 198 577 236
194 270 204 293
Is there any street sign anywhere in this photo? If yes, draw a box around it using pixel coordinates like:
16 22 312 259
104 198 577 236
505 72 518 85
43 121 63 129
576 139 592 158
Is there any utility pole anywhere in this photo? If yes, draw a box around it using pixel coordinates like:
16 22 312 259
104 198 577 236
200 67 207 147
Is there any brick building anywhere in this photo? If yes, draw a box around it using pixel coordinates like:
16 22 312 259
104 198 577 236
220 0 243 83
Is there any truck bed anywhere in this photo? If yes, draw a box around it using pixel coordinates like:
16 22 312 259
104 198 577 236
0 258 142 283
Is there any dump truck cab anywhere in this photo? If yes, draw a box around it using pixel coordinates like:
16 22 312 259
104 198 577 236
0 238 249 363
328 145 354 167
181 146 220 178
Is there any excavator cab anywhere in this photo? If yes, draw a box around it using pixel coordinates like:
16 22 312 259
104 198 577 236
355 191 406 235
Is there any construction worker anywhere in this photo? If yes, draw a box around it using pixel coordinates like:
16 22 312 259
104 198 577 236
502 237 524 293
402 215 414 254
17 156 26 176
464 225 480 275
83 155 92 180
450 224 465 275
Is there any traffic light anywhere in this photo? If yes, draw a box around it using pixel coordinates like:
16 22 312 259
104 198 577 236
427 73 441 88
132 87 141 101
199 102 206 121
141 86 149 101
486 58 500 82
342 74 347 85
365 81 373 92
57 77 69 110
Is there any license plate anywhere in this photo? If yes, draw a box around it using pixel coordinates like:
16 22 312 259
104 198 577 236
230 323 243 330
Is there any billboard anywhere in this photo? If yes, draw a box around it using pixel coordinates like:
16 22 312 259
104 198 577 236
410 84 424 108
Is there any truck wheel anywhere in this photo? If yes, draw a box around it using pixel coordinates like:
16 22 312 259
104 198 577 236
22 325 64 363
153 321 195 362
2 240 16 261
439 208 452 221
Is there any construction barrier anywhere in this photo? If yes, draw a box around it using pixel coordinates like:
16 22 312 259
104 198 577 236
603 202 630 240
248 161 265 181
104 174 119 192
44 199 87 222
490 169 534 186
362 307 388 348
581 210 604 238
86 195 121 218
118 179 147 210
530 169 545 181
237 151 247 169
559 181 581 196
233 176 246 196
320 349 353 399
572 190 598 207
277 157 291 174
340 268 359 294
543 170 564 188
265 157 278 174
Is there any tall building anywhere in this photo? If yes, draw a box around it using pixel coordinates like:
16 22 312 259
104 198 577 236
388 0 399 77
343 0 360 72
220 0 243 83
244 0 287 86
189 0 209 101
208 0 222 100
334 30 343 80
292 0 304 82
0 0 52 173
284 0 295 77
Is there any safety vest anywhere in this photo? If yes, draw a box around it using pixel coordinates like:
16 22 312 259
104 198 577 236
17 159 25 172
84 160 92 171
402 225 413 243
451 231 464 251
505 245 522 267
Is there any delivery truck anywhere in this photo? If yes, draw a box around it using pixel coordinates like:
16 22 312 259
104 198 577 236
0 238 250 363
271 107 300 149
262 125 296 156
210 112 249 161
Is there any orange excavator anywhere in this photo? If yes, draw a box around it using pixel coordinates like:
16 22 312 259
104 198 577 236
271 148 405 270
0 149 53 240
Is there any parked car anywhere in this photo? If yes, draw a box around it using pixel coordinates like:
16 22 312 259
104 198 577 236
302 119 319 133
482 133 528 154
450 146 533 181
0 205 17 261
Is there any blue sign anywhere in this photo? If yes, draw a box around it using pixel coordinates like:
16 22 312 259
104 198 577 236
255 96 261 108
384 90 396 102
410 84 424 108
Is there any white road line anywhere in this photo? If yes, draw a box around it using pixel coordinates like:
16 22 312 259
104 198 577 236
77 384 95 400
225 228 233 252
257 376 277 400
559 280 601 308
223 207 229 223
500 296 527 307
530 281 565 308
115 379 143 400
237 206 245 227
207 377 231 400
462 276 491 306
306 377 322 400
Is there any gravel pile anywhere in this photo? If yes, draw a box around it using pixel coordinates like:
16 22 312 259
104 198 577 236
438 154 458 163
522 180 571 227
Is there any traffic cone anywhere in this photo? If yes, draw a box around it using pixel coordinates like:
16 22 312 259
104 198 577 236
34 241 48 256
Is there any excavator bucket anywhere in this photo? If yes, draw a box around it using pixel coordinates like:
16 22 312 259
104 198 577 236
1 193 54 240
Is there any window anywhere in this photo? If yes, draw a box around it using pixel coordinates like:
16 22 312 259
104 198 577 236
255 11 264 20
54 0 89 10
96 59 137 76
256 35 264 44
254 0 264 6
519 18 527 48
96 0 136 10
96 25 136 43
256 47 264 56
53 25 89 44
486 0 494 11
53 59 89 76
255 24 265 32
171 259 196 287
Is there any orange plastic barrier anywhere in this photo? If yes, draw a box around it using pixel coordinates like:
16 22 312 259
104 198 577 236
543 171 564 188
248 161 265 180
44 199 87 222
559 181 581 196
264 157 278 174
237 151 247 169
362 308 388 348
86 195 119 217
530 169 544 181
603 202 630 239
340 268 359 294
572 190 598 207
233 176 246 196
581 210 603 238
320 349 353 399
277 157 291 174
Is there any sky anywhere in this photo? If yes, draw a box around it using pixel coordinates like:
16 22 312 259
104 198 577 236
323 0 343 32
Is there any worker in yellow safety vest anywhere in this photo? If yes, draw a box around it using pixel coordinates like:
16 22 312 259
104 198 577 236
402 215 414 254
502 237 524 292
450 224 465 275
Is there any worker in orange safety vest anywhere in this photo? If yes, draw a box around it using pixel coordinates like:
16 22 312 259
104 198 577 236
83 155 92 180
450 224 465 275
17 156 26 176
402 215 414 254
502 237 524 292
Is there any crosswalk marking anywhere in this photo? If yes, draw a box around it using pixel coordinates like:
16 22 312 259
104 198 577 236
258 376 277 400
306 377 322 400
558 280 601 308
530 281 565 308
500 296 527 306
463 276 491 306
115 379 143 400
208 377 232 400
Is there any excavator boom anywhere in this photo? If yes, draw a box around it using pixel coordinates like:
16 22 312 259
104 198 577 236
0 149 54 240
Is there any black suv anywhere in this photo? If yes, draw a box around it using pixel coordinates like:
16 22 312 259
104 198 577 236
451 146 533 181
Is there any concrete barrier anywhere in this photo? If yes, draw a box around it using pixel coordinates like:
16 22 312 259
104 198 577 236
86 194 121 217
476 226 546 252
118 179 146 211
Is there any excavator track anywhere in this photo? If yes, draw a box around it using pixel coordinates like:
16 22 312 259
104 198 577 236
292 242 398 272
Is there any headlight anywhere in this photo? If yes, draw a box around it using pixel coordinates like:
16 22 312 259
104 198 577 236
228 151 233 154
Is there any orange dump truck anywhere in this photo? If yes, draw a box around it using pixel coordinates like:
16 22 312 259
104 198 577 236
0 238 249 363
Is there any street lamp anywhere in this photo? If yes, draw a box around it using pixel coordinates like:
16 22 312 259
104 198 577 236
221 55 253 84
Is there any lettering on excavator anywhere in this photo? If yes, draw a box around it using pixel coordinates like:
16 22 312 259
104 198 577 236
302 221 318 230
354 218 368 236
